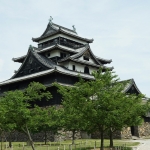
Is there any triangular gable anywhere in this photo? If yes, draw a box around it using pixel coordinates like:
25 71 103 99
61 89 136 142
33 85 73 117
11 46 54 79
123 79 142 95
71 45 102 65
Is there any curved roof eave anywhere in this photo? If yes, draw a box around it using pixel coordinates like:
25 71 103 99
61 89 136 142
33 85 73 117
0 69 55 86
96 56 112 64
32 29 93 43
13 44 77 63
59 57 101 67
0 66 95 86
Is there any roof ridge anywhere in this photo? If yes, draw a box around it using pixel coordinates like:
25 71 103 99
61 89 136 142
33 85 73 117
52 23 77 33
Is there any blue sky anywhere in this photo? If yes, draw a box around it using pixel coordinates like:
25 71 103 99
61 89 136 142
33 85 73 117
0 0 150 97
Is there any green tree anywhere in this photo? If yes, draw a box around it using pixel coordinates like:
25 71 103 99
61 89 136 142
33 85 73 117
84 70 149 150
0 82 52 150
107 93 148 148
55 69 149 150
31 105 62 144
54 82 91 145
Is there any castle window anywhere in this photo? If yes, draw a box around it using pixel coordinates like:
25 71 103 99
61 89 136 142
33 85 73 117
83 52 90 61
72 65 75 71
83 56 89 61
84 66 89 74
54 39 58 43
38 44 42 48
60 52 66 58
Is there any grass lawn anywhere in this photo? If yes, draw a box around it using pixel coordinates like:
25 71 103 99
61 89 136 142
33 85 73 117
1 139 139 150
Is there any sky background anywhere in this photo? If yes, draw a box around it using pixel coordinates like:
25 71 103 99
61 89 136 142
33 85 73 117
0 0 150 97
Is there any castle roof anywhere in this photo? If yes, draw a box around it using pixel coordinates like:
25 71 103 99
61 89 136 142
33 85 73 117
32 23 93 43
0 19 113 88
0 66 94 86
122 78 142 94
12 44 112 64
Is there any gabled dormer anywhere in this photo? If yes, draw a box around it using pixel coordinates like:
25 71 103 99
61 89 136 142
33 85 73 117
58 44 113 74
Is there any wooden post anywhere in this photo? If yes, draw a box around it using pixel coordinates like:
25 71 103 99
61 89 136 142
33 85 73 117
64 145 65 150
71 145 72 150
5 142 7 150
22 145 24 150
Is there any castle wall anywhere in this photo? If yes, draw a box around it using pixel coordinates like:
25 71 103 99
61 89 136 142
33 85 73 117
138 122 150 138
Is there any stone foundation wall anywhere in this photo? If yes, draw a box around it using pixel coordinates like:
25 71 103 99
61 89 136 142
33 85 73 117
3 130 81 142
138 122 150 138
54 130 81 141
3 122 150 142
91 130 121 139
121 127 132 139
4 131 55 142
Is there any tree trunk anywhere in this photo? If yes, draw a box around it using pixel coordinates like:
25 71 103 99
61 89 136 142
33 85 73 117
100 126 104 150
109 128 113 148
8 132 12 148
1 136 2 150
25 125 35 150
72 130 75 145
44 131 47 145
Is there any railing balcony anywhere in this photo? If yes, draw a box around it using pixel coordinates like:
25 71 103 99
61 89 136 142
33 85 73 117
38 40 84 49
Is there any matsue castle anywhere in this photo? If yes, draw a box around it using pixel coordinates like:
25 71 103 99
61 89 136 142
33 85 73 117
0 17 150 140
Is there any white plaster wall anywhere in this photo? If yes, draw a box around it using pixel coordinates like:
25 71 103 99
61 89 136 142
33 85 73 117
68 62 98 74
47 49 70 58
68 62 83 72
89 66 97 74
48 50 60 58
38 33 88 45
59 58 98 74
60 62 69 69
